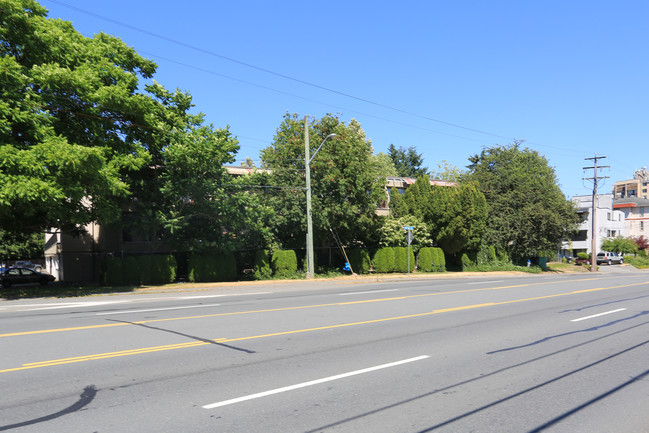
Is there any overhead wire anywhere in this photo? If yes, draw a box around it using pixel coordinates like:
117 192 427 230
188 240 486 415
46 0 530 144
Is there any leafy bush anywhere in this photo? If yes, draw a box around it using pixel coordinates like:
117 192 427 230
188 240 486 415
432 247 446 272
272 250 298 278
577 252 590 260
394 247 415 273
461 253 473 271
214 253 237 281
348 249 371 274
136 255 152 285
122 256 139 285
189 254 237 282
254 250 272 279
625 255 649 269
373 247 395 273
152 255 176 284
102 257 123 286
418 248 433 272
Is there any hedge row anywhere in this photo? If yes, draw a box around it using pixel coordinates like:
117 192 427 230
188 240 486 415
188 253 237 282
102 255 177 286
348 247 445 274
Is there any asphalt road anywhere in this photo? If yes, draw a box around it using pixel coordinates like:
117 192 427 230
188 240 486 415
1 271 649 432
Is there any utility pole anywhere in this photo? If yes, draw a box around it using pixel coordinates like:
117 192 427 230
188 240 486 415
304 116 336 279
305 116 314 279
583 155 609 272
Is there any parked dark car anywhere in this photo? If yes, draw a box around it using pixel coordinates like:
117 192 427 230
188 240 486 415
1 267 55 288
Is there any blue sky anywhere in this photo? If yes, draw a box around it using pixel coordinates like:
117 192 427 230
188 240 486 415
41 0 648 198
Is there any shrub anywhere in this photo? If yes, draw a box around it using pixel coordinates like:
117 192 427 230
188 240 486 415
102 257 123 286
577 252 590 260
254 250 272 279
136 255 152 285
123 256 139 285
373 247 395 273
188 254 237 282
348 249 371 274
394 247 415 273
432 247 446 272
461 253 474 271
151 255 176 284
418 248 433 272
487 246 497 263
215 253 237 282
272 250 298 278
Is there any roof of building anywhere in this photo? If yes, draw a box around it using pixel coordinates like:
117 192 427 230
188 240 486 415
613 197 649 208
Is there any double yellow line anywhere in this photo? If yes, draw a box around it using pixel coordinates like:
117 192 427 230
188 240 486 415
0 277 599 339
2 279 647 374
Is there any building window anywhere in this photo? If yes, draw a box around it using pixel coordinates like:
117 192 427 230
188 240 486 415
642 221 645 232
642 207 645 217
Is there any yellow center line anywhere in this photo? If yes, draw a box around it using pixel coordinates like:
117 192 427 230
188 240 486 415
0 276 606 339
1 280 647 374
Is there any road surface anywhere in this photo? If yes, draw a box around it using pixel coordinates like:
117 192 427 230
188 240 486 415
1 272 649 432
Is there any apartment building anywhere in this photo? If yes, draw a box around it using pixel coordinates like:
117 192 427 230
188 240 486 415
565 194 625 256
613 167 649 199
613 196 649 238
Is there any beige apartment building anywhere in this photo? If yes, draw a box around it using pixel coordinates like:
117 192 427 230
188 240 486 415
613 167 649 199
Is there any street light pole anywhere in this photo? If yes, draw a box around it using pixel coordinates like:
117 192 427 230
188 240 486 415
304 116 336 279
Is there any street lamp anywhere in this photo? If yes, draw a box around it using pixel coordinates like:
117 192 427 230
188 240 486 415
305 116 336 279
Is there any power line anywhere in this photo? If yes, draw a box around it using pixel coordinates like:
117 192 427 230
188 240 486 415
47 0 517 142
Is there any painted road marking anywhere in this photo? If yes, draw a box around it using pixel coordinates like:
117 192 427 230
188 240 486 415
467 280 504 285
340 289 399 296
571 308 627 322
95 303 222 316
202 356 430 409
1 282 648 373
177 292 270 300
1 278 645 339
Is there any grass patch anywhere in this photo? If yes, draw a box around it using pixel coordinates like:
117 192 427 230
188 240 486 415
625 256 649 269
546 262 589 273
0 283 137 300
463 263 543 273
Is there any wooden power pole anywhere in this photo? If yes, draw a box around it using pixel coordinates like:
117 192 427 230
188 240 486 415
583 155 609 272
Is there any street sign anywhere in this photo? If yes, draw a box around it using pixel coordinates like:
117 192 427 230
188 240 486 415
404 226 414 230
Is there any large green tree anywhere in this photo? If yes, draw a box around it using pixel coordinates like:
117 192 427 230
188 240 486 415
466 143 578 258
0 0 240 253
259 113 385 250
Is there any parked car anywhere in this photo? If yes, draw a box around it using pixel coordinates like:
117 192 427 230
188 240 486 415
14 261 43 272
1 267 55 288
596 252 624 265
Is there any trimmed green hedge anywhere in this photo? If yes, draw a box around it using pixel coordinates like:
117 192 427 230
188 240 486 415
102 257 123 286
123 256 139 285
418 248 433 272
254 250 272 279
189 253 237 282
101 255 177 286
348 249 371 274
373 247 395 273
152 255 176 284
136 255 152 285
461 253 473 271
272 250 298 278
432 247 446 272
394 247 415 273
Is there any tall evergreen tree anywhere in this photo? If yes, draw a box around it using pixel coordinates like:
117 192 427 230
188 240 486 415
387 144 428 178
